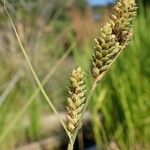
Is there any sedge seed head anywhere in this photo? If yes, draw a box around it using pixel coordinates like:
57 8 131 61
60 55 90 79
66 67 86 134
91 0 137 81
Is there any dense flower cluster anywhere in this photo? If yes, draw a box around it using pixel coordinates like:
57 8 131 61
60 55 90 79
91 0 137 80
66 67 86 133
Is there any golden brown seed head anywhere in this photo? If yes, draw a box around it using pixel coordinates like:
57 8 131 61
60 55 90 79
66 67 86 134
91 0 137 80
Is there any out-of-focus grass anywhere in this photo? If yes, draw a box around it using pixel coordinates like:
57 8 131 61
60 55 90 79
73 6 150 149
0 1 73 149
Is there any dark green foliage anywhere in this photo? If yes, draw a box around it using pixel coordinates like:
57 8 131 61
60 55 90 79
143 0 150 5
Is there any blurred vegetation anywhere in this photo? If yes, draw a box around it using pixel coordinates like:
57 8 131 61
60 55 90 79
74 4 150 149
0 0 150 150
74 0 87 11
143 0 150 5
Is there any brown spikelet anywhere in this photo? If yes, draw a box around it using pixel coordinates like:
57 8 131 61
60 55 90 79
66 67 86 133
91 0 137 81
111 0 137 44
91 23 120 78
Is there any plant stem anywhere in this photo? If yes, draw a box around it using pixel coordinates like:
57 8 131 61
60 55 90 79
4 1 72 142
0 46 72 143
70 81 97 146
69 48 125 147
67 141 74 150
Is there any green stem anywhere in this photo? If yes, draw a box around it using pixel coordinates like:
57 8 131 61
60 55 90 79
92 113 101 150
0 46 72 143
67 141 74 150
70 47 125 147
4 1 72 142
70 79 98 147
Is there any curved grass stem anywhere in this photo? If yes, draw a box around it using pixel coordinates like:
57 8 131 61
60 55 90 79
67 141 74 150
3 1 72 143
0 44 72 143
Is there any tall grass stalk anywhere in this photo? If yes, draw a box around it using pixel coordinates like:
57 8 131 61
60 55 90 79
2 0 139 149
67 0 137 149
0 69 23 107
0 42 73 143
3 2 72 141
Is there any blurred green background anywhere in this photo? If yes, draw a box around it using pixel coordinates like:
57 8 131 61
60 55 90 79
0 0 149 150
